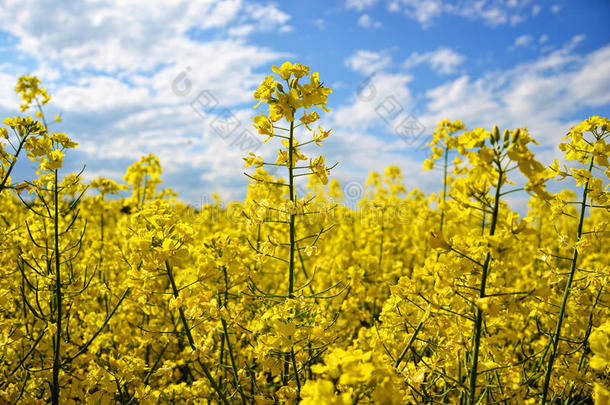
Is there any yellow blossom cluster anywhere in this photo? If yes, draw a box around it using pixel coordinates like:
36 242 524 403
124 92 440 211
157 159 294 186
0 70 608 405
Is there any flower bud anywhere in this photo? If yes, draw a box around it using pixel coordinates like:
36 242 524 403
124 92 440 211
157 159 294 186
511 128 521 144
492 125 500 143
503 129 510 146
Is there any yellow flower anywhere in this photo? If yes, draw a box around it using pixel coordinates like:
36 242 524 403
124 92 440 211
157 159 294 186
253 75 277 107
275 150 289 166
15 74 51 111
548 160 567 180
460 128 489 149
90 177 127 195
300 72 332 110
477 146 495 164
243 152 264 168
252 113 274 142
271 61 311 81
14 181 31 195
51 132 78 149
272 61 295 80
429 232 450 251
590 321 610 371
290 63 310 79
304 245 318 256
310 155 328 184
41 149 65 171
571 168 592 187
594 383 610 405
268 89 299 122
299 110 320 130
313 125 331 146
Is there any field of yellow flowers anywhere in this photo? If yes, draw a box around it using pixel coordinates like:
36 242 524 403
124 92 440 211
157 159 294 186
1 64 609 405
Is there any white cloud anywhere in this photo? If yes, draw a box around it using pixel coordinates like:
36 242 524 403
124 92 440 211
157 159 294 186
358 14 382 28
227 25 256 37
399 0 444 27
312 18 325 30
422 41 610 148
509 14 527 25
388 1 401 12
199 0 243 29
0 0 291 74
0 72 20 109
512 34 534 48
515 34 533 47
568 46 610 106
532 5 541 16
346 0 378 11
325 129 439 193
246 3 291 26
332 72 414 130
566 34 586 50
388 0 540 28
345 50 392 75
53 76 151 111
403 47 466 75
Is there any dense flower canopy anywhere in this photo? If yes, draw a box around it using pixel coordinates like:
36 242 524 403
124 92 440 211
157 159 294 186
0 68 608 404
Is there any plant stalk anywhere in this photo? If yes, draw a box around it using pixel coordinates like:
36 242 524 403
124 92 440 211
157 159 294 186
51 169 61 405
468 165 502 405
288 119 296 298
164 260 229 405
540 158 593 404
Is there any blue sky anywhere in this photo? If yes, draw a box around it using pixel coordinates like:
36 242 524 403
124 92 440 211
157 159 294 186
1 0 609 210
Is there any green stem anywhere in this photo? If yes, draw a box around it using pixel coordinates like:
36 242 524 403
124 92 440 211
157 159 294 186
98 205 106 282
34 101 62 405
467 165 502 405
378 209 385 267
288 119 295 298
164 260 229 405
291 347 301 400
540 158 594 405
220 266 247 405
51 169 61 405
221 318 247 405
440 147 449 233
395 321 423 368
0 133 28 194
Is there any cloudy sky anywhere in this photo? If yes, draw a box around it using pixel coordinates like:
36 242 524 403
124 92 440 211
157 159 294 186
1 0 609 208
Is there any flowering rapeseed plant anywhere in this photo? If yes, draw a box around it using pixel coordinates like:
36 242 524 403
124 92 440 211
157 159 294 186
0 68 608 405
